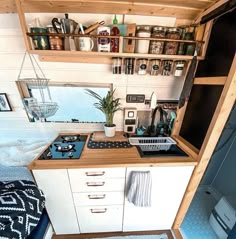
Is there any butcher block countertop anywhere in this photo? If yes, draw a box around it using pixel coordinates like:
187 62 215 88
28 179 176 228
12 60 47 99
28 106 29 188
28 132 198 170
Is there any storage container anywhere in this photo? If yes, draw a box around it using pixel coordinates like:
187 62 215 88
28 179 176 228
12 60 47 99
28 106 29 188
209 196 236 239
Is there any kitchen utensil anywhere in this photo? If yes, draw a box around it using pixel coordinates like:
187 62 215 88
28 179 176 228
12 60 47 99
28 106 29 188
84 21 105 34
178 53 198 108
150 92 157 109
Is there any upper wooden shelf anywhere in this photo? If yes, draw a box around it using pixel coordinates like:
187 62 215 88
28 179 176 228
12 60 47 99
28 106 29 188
2 0 219 21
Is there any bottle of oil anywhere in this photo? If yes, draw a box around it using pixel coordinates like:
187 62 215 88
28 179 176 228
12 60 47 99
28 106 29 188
110 15 120 52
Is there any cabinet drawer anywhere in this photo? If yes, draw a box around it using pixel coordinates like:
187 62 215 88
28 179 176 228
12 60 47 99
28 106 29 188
68 167 126 179
76 205 123 233
70 178 125 193
73 191 124 206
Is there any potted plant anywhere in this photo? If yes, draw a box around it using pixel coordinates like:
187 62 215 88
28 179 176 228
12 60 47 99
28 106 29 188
85 89 122 137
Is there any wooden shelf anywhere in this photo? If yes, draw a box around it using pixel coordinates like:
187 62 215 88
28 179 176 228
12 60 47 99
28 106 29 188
2 0 219 20
29 50 203 64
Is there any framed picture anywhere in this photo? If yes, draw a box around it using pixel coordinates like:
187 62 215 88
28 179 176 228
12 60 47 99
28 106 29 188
0 93 12 112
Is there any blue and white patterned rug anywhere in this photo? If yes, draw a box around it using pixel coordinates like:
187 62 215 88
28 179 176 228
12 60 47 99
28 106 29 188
90 234 168 239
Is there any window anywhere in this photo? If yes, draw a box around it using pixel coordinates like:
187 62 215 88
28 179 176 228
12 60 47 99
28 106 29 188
22 83 111 123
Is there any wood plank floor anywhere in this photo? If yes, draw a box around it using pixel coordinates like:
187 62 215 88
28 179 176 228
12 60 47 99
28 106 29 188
53 230 174 239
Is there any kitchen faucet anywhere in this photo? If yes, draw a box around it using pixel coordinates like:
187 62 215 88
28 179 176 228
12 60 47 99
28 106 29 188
147 105 168 136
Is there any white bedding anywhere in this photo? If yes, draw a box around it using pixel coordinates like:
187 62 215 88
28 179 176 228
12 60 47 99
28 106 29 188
0 139 48 166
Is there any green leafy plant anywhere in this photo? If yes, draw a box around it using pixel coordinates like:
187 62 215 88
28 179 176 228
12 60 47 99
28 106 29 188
85 89 122 127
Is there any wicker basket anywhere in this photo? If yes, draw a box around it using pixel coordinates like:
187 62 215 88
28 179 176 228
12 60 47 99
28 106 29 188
128 137 176 151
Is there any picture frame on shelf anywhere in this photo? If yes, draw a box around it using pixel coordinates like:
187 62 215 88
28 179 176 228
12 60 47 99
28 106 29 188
0 93 12 112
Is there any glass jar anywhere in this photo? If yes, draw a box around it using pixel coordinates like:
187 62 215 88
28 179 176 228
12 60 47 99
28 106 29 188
47 25 64 50
125 58 135 75
149 26 166 54
112 57 122 74
150 59 161 75
162 60 173 76
184 31 195 56
164 28 181 55
173 60 186 77
135 25 151 54
137 58 148 75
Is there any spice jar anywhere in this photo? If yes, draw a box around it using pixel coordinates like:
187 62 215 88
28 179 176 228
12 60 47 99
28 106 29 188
173 60 186 77
184 30 195 56
137 59 148 75
150 59 161 75
112 57 122 74
135 25 151 54
162 60 173 76
164 28 181 55
149 26 166 54
125 58 135 75
47 25 64 50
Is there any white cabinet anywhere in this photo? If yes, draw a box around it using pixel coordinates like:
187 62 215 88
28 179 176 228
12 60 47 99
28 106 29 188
123 166 194 231
68 167 126 233
32 169 80 235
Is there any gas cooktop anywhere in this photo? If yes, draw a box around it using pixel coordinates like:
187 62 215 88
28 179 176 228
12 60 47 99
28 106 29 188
38 134 88 160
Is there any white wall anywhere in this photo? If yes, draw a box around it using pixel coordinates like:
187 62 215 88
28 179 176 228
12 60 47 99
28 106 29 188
0 13 184 140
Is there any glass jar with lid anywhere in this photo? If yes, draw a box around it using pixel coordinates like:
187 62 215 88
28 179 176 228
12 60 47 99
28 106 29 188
164 27 181 55
135 25 151 54
149 26 166 54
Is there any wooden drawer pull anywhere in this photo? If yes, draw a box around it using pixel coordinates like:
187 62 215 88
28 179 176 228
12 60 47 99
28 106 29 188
90 208 107 213
85 171 105 176
88 194 106 199
86 182 105 187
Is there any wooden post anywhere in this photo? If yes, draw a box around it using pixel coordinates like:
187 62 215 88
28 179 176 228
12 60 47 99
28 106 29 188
173 54 236 229
15 0 31 50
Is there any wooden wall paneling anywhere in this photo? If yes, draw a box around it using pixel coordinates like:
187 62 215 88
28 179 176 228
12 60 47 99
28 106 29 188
0 0 16 13
173 53 236 229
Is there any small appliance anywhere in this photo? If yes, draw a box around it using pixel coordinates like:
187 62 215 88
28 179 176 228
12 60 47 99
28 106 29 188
123 107 137 134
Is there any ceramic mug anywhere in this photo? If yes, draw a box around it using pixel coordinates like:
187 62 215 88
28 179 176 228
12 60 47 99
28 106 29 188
79 37 94 51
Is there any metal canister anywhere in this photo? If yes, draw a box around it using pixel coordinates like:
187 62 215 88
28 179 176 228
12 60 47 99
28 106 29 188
30 27 50 50
135 25 151 54
162 60 173 76
149 26 166 54
164 28 181 55
47 25 64 50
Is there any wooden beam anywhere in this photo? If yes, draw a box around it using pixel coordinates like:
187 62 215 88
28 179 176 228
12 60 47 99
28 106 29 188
15 0 31 50
173 53 236 229
194 76 227 85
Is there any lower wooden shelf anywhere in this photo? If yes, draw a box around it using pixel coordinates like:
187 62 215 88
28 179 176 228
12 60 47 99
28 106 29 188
29 50 204 64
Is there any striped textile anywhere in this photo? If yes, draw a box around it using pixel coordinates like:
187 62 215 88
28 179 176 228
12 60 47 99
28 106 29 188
127 171 152 207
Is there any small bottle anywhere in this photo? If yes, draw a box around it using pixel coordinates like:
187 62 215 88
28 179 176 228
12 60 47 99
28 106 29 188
110 15 120 53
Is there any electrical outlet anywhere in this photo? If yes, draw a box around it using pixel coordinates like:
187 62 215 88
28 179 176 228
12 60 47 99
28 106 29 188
126 94 145 103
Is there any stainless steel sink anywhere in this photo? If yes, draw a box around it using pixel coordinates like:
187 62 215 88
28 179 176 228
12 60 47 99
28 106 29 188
136 144 189 158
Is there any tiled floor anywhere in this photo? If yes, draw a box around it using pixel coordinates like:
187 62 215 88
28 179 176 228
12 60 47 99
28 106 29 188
181 186 220 239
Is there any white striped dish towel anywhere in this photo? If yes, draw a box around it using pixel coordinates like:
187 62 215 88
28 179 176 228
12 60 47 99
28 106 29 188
127 171 152 207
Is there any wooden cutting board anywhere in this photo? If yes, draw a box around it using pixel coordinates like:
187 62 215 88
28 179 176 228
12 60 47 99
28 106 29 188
91 131 128 142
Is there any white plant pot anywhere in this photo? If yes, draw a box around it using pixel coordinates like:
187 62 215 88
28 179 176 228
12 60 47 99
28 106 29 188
104 124 116 137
